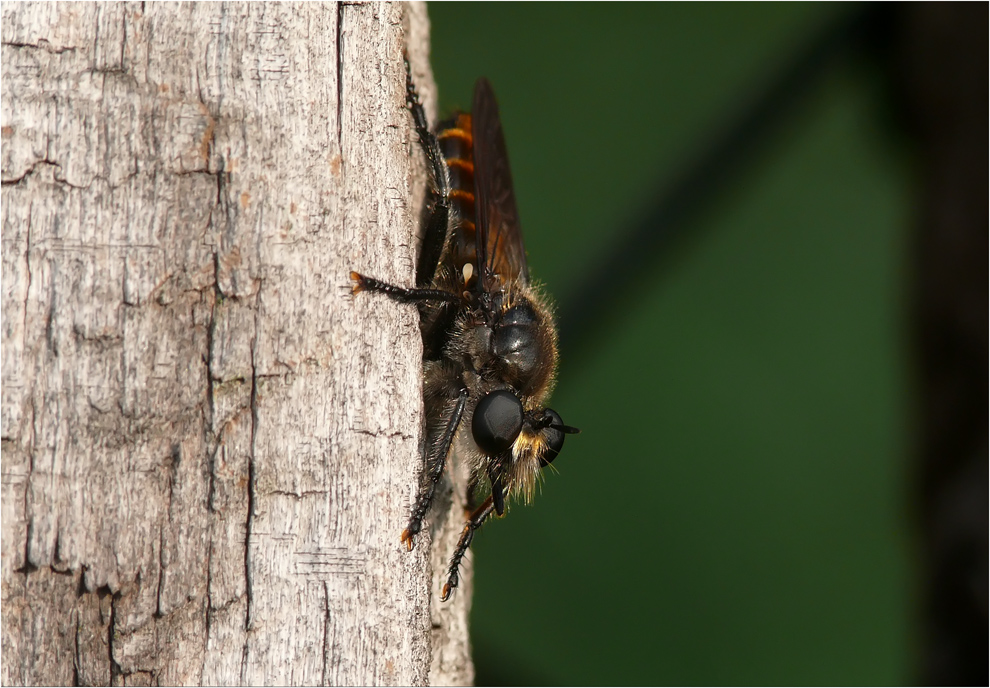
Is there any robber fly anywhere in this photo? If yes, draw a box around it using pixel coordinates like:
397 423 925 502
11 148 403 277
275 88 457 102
351 62 578 601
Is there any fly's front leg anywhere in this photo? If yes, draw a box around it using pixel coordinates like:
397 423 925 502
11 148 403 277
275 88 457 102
400 387 469 550
441 496 496 601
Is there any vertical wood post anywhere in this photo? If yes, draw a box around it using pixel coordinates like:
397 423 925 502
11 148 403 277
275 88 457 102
1 2 473 684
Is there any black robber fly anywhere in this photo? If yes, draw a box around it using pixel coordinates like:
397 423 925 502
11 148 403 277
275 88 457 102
351 61 578 601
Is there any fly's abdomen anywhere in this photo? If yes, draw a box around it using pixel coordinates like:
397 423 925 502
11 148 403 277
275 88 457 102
438 114 477 285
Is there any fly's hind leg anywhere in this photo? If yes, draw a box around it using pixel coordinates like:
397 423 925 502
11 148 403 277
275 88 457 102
441 496 496 601
348 61 456 301
404 54 452 287
400 387 469 550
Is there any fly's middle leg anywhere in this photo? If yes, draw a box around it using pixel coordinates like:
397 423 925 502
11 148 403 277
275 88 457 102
350 272 459 304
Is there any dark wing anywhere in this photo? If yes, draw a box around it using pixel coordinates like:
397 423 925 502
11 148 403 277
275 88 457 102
472 77 530 292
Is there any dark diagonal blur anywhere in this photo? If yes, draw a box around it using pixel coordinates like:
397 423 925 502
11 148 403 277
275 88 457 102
429 4 986 685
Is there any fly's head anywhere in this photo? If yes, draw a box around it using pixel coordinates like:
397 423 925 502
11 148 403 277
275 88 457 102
468 387 579 511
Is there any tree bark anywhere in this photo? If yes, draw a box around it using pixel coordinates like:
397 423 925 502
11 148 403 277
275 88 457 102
1 2 473 685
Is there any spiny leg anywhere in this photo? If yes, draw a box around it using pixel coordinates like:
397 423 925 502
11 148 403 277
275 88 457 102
404 55 452 288
442 496 496 601
350 272 459 304
400 387 469 550
350 62 454 300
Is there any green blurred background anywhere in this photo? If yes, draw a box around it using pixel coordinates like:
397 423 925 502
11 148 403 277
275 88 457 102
429 4 916 685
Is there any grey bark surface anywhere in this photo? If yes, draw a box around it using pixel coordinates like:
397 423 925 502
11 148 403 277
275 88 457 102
1 2 473 685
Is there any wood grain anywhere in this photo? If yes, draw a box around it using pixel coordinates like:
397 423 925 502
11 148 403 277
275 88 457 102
1 2 473 684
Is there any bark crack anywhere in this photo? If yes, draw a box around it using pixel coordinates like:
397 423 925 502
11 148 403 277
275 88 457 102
239 288 262 681
0 39 77 54
202 157 224 666
51 525 66 572
119 10 126 72
205 257 219 511
107 590 121 685
18 519 37 575
22 200 33 372
321 581 331 685
166 443 179 520
19 399 38 574
352 428 415 442
2 158 137 190
155 524 165 618
209 591 247 618
267 489 331 500
73 610 81 686
204 536 214 641
1 158 55 186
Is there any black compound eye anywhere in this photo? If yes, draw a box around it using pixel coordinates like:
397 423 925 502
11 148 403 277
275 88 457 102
472 390 523 456
538 409 567 468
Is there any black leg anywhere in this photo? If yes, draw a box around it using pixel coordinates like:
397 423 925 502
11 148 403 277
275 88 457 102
350 271 459 304
487 461 506 516
442 496 496 601
404 55 452 288
401 387 469 550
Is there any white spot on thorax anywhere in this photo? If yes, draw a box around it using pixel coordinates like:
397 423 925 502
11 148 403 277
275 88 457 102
462 262 474 284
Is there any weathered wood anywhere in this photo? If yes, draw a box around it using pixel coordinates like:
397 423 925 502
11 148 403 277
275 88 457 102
1 2 473 684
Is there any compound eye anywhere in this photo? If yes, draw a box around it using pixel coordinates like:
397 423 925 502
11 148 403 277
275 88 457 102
539 409 567 467
472 390 523 456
